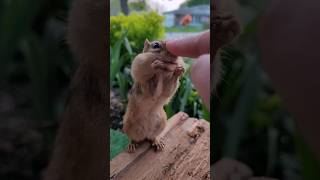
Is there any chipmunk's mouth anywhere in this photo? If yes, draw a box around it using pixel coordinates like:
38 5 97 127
166 61 178 65
158 51 178 65
162 56 178 65
161 58 177 64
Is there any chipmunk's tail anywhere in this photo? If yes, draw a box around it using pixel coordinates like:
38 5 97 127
43 1 107 179
67 0 107 67
66 0 107 101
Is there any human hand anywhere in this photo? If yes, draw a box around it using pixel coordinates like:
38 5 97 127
166 31 211 110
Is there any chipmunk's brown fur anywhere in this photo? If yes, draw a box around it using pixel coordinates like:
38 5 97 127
44 0 107 180
123 40 185 152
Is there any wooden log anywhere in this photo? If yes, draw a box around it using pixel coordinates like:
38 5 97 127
110 112 210 180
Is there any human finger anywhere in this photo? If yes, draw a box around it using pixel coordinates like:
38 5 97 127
166 31 210 58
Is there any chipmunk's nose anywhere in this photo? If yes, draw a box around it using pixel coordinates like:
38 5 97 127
167 50 177 58
164 47 177 58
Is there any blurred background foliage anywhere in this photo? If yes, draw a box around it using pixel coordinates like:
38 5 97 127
110 11 165 52
0 0 73 179
213 0 320 180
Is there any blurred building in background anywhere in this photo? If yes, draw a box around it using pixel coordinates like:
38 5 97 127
163 5 210 28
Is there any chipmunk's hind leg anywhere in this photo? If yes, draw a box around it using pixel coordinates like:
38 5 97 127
150 137 165 151
127 140 139 153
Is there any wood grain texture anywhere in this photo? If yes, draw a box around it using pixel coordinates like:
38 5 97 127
110 112 210 180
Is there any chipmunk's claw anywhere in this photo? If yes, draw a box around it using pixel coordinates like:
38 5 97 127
127 142 138 153
152 138 165 151
174 66 185 76
151 60 166 70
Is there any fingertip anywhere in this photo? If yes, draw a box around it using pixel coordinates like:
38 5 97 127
166 31 210 58
165 40 178 55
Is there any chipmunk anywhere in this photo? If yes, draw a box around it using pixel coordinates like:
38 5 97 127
212 0 242 90
123 40 185 153
44 0 107 179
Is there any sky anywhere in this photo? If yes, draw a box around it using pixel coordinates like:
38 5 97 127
147 0 187 14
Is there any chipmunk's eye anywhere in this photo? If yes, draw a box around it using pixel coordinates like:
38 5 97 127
152 42 161 49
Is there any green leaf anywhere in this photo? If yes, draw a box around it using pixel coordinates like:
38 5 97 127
179 77 192 112
110 11 165 52
110 129 129 160
165 102 175 118
20 33 51 120
116 73 129 99
110 38 123 84
200 103 210 121
0 0 41 79
124 36 133 55
223 60 262 157
295 135 320 180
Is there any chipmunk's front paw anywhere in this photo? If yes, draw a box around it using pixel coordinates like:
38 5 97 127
152 138 165 151
151 60 166 70
127 142 138 153
173 66 185 76
152 60 177 72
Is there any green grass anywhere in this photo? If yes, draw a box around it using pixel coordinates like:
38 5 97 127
110 129 129 160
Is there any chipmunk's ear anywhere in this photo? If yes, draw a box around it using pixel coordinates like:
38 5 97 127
143 39 150 52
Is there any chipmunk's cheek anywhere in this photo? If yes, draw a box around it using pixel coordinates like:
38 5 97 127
164 51 178 63
162 55 178 65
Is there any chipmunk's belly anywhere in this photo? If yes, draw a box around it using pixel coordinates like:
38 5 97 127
142 110 166 139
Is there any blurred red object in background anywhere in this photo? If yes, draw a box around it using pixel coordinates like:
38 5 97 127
180 14 192 26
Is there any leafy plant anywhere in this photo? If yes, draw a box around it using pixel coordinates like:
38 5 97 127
0 0 40 80
128 0 147 12
110 11 165 52
20 33 51 120
296 135 320 180
110 32 134 100
110 32 127 85
211 1 320 178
